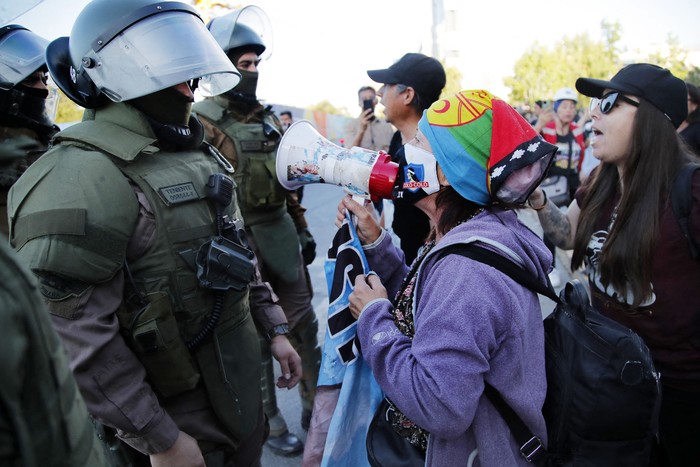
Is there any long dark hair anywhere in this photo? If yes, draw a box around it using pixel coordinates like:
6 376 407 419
572 100 690 307
429 186 483 240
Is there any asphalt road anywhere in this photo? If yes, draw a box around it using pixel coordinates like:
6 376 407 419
261 185 577 466
261 183 343 467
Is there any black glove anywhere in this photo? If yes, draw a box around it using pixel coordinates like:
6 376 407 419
298 228 317 265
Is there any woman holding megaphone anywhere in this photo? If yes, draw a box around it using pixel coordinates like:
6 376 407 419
336 89 558 466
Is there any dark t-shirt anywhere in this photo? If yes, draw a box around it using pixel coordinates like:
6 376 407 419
575 169 700 390
388 131 431 265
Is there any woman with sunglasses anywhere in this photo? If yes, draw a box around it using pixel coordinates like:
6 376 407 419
528 63 700 467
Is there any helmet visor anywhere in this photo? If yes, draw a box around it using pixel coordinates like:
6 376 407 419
84 11 240 102
0 1 44 25
0 28 49 90
208 5 273 61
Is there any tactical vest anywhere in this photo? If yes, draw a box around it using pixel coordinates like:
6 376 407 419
8 108 262 440
193 99 286 225
0 241 106 467
194 99 301 283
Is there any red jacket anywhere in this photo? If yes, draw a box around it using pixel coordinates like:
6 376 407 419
541 121 586 172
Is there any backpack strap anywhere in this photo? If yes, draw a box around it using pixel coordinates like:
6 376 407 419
671 163 700 260
437 242 559 302
435 242 558 465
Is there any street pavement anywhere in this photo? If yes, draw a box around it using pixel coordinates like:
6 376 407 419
261 184 579 466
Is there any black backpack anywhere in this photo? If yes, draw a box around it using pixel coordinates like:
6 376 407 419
440 244 661 467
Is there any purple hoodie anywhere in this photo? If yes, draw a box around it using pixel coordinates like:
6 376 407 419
358 208 552 466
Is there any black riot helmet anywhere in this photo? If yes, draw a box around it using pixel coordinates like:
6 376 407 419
0 24 56 129
207 5 273 62
46 0 241 109
0 25 48 91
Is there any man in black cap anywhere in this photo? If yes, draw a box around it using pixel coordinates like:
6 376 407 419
367 53 446 264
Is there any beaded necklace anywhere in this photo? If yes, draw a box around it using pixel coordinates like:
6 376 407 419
392 208 484 337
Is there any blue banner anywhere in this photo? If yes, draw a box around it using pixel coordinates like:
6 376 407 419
319 213 383 467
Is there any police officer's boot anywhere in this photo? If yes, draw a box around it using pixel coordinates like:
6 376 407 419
260 336 303 456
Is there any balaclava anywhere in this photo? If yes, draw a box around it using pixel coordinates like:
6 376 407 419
223 48 259 106
129 84 203 151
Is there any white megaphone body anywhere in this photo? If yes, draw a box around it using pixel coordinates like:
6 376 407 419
276 120 398 202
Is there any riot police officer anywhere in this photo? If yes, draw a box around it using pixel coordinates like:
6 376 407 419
0 24 60 235
194 6 321 456
0 140 108 467
8 1 301 465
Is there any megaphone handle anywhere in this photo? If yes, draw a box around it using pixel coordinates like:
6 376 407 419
349 194 369 226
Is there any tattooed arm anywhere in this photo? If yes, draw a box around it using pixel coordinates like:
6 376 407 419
528 188 581 250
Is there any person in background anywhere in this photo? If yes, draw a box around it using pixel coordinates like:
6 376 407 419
0 24 60 235
345 85 394 153
367 53 446 264
193 6 321 457
8 1 301 465
527 63 700 467
341 89 557 465
344 85 395 224
529 99 548 125
280 110 293 130
678 81 700 155
533 86 587 287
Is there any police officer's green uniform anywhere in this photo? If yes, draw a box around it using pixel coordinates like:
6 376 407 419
195 96 321 435
0 143 106 466
8 101 272 461
0 24 60 236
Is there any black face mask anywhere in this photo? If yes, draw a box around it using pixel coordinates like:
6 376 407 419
392 145 435 205
129 86 193 126
0 85 53 129
233 69 258 99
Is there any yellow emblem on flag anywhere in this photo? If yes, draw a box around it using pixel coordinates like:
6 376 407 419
427 90 496 127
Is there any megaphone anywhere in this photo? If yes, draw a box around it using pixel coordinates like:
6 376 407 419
276 120 398 202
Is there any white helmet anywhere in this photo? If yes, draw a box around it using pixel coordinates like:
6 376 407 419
553 87 578 103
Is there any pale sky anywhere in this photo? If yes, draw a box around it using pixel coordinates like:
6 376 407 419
15 0 700 113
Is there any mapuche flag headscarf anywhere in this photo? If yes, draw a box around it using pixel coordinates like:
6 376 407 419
418 89 557 206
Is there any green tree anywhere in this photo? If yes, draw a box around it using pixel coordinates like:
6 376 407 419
644 34 693 80
55 89 85 125
505 21 622 107
442 64 463 100
686 67 700 86
310 100 345 116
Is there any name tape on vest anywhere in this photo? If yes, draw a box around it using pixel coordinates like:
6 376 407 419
159 183 200 205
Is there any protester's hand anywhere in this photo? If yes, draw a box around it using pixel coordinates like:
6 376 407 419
271 335 302 389
533 107 555 132
578 107 591 126
335 195 382 245
349 273 388 320
149 431 205 467
298 228 317 265
358 108 374 130
527 187 547 210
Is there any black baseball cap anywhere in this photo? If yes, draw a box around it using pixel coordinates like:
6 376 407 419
367 53 446 106
576 63 688 128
